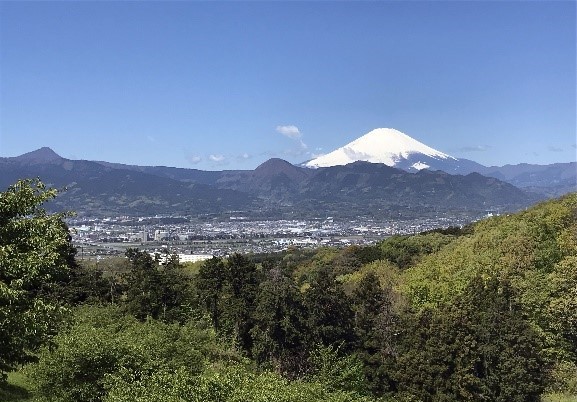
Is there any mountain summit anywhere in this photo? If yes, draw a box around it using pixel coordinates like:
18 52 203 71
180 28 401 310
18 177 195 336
304 128 458 171
13 147 63 164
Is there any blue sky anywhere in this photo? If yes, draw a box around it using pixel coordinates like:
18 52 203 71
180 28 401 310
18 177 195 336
1 1 575 170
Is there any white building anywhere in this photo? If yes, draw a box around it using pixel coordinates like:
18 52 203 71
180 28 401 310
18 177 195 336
177 254 213 263
150 253 213 264
154 230 169 241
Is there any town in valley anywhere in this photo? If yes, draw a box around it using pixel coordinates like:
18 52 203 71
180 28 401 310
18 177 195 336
69 211 486 261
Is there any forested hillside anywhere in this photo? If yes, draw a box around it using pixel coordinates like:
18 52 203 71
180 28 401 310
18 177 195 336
1 180 575 401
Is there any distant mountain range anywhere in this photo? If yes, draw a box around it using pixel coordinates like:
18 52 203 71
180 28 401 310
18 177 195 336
0 148 253 217
303 128 576 196
1 139 558 218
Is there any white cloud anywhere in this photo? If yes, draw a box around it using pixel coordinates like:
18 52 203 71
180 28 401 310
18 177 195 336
276 125 308 156
238 153 251 160
276 125 301 139
209 154 226 162
185 154 202 165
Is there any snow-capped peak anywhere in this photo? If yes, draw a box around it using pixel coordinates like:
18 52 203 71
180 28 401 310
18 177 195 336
304 128 457 169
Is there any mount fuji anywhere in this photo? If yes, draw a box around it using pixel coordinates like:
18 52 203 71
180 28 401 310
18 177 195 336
303 128 484 174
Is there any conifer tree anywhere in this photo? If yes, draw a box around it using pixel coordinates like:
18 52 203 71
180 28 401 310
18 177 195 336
224 253 260 354
197 257 227 331
251 264 308 376
352 272 396 395
303 265 356 349
122 249 192 323
394 276 546 401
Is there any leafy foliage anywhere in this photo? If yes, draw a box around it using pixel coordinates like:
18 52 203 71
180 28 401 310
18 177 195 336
401 194 577 369
303 265 356 349
394 276 547 401
308 343 368 395
26 306 216 402
251 264 308 376
0 179 74 378
122 249 195 323
105 363 374 402
378 232 456 269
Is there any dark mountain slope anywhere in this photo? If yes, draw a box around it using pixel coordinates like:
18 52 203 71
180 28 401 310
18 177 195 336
215 158 314 202
53 169 253 216
297 162 536 213
1 149 542 218
478 162 577 196
94 160 223 186
13 147 64 164
0 153 254 216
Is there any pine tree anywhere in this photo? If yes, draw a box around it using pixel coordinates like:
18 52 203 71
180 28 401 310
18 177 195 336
225 253 260 354
303 265 356 349
196 257 227 331
122 249 193 323
394 276 547 401
352 272 396 395
251 264 308 377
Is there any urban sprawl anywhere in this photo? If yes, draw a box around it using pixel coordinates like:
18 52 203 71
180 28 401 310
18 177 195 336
69 212 487 262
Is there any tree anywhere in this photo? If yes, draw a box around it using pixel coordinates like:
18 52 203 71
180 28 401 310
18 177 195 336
39 259 117 306
352 272 396 395
224 253 260 354
0 179 74 378
27 305 212 402
196 257 227 331
251 264 308 376
394 276 547 401
122 249 194 323
303 265 356 349
196 254 260 354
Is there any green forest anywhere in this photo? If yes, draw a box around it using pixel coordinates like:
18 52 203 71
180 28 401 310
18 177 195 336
1 179 576 402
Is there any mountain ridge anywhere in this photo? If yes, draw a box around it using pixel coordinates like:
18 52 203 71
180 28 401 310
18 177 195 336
0 148 541 218
3 139 574 198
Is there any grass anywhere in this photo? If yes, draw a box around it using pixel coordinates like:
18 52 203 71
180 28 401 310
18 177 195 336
543 394 577 402
0 371 34 402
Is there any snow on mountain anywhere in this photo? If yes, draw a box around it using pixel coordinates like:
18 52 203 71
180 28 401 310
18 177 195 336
411 162 430 170
304 128 457 170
